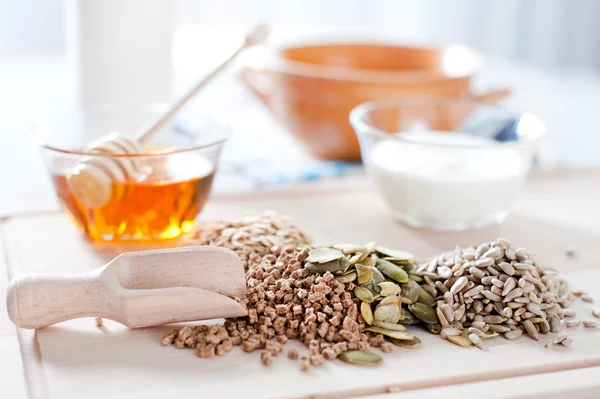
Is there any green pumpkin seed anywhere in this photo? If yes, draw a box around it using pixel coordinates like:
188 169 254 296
348 253 363 265
365 326 414 340
304 260 342 274
382 257 416 265
360 257 377 267
389 336 422 348
447 335 472 347
335 271 357 284
333 244 366 254
409 303 439 324
375 259 409 283
408 273 424 283
370 279 382 293
370 267 386 284
306 247 345 263
399 262 417 273
401 280 420 303
338 256 352 273
399 296 413 304
378 282 401 296
354 286 374 303
360 302 374 325
374 302 401 323
425 323 442 334
379 296 401 306
375 246 414 260
355 264 374 285
417 286 436 307
372 320 406 331
338 350 382 366
398 307 420 325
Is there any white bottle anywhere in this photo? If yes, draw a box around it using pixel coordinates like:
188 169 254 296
66 0 174 106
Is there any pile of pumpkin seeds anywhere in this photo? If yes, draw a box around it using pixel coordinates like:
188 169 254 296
303 243 441 364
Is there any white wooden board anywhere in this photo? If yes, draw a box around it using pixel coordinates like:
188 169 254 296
3 169 600 398
366 366 600 399
0 223 30 399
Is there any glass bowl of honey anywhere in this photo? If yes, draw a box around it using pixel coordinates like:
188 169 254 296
34 104 229 242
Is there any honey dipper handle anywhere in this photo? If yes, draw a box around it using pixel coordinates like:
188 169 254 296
6 270 108 329
135 24 270 144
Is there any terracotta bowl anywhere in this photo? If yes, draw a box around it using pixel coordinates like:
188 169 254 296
241 42 510 161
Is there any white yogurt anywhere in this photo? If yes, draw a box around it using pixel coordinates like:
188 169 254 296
367 132 529 229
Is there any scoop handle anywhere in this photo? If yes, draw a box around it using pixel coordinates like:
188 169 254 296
6 270 107 329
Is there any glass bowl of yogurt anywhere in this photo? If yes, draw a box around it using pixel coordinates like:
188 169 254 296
350 98 546 230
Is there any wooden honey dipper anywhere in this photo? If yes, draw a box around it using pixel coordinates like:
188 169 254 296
68 24 270 208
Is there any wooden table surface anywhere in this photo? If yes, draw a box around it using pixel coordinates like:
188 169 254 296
1 168 599 398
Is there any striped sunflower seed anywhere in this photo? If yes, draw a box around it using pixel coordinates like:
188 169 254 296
549 314 561 333
468 333 488 351
553 334 568 345
523 320 539 340
503 288 524 303
561 338 573 347
440 304 455 323
566 320 581 328
583 320 599 328
502 278 517 296
436 307 449 327
440 327 462 339
504 329 523 340
450 277 469 295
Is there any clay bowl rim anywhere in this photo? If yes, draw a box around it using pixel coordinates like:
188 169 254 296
350 97 547 150
252 39 484 84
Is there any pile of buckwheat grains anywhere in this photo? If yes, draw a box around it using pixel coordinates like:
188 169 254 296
163 213 597 369
163 244 390 370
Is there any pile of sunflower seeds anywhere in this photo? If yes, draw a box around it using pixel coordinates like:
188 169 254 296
416 238 573 350
184 211 312 271
304 243 443 360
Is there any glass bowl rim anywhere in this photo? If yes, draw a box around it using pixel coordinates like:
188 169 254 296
349 97 546 150
32 103 231 158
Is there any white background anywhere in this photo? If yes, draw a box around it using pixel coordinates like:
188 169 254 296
2 0 600 70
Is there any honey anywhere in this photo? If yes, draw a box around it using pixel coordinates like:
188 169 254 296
51 153 215 242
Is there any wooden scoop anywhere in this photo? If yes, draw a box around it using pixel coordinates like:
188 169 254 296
6 246 247 329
